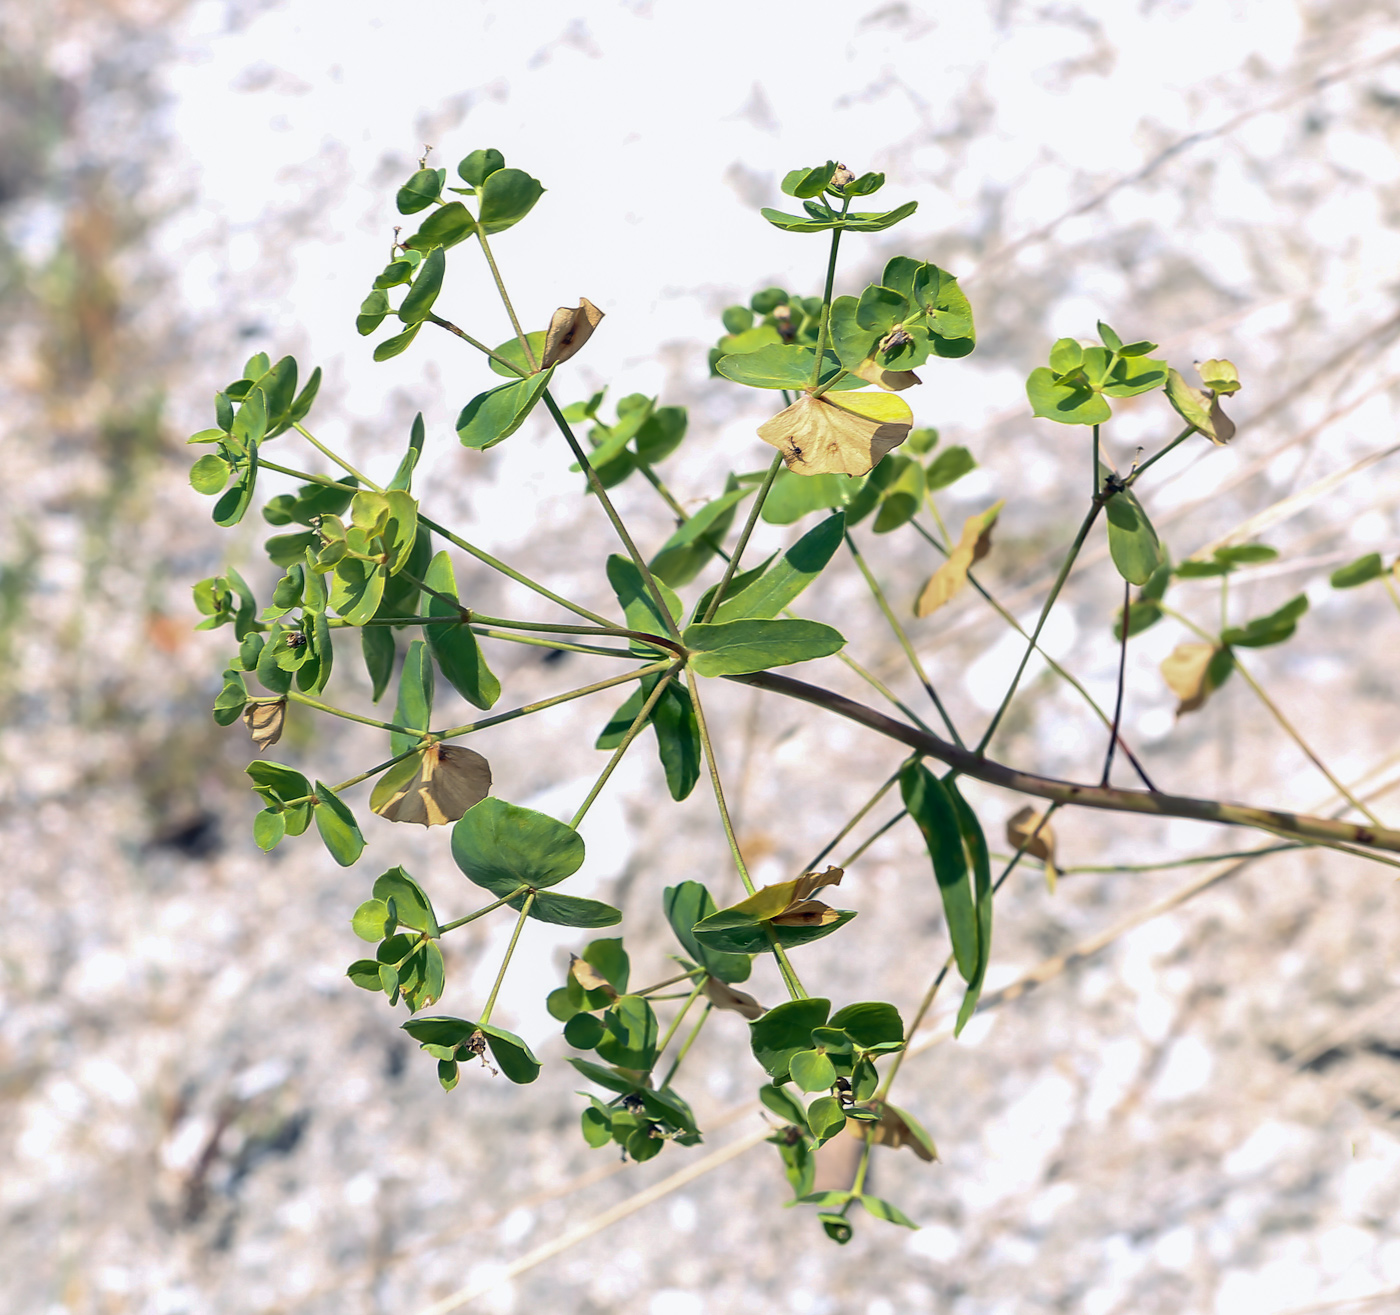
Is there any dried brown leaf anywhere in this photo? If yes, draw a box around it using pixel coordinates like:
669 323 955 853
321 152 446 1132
769 899 840 928
853 356 921 391
1007 804 1058 892
853 1101 938 1161
1161 642 1221 716
568 955 618 999
756 391 912 477
370 743 491 826
702 977 765 1019
243 698 287 752
915 502 1003 618
541 297 604 368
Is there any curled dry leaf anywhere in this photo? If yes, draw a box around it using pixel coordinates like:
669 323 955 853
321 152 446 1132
915 501 1004 618
1161 641 1224 716
569 955 619 999
370 742 491 826
243 698 287 752
853 356 921 392
1007 804 1058 892
1165 366 1236 446
702 976 765 1019
757 390 912 477
727 865 845 925
852 1101 938 1162
541 297 604 368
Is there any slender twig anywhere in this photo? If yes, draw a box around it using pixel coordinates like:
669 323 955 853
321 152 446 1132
284 690 424 738
651 977 707 1071
438 892 519 935
844 530 964 746
428 314 525 375
976 502 1103 753
478 892 536 1027
659 1002 713 1089
570 661 683 828
728 669 1400 856
800 770 902 872
701 452 784 623
806 194 851 392
1124 424 1197 488
474 226 537 371
1101 578 1131 786
542 392 682 641
291 423 384 492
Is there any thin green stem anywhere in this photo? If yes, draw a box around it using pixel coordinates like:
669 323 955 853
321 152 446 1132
1092 424 1101 497
292 423 384 493
478 891 535 1027
833 649 938 735
910 518 1155 790
1101 578 1131 787
472 628 639 660
1383 576 1400 620
844 531 963 747
839 809 906 869
474 227 538 371
659 1002 712 1089
418 513 616 628
329 660 672 793
687 671 807 999
1124 425 1196 489
570 662 683 828
701 452 784 623
976 502 1103 754
653 977 707 1064
438 892 519 934
635 968 706 997
634 460 690 523
428 314 526 375
801 770 902 872
807 194 851 392
285 689 425 738
849 1139 874 1198
253 456 616 630
542 392 682 640
1051 844 1299 875
1159 603 1383 826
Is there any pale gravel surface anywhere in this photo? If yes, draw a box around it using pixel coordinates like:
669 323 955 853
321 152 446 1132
5 3 1400 1313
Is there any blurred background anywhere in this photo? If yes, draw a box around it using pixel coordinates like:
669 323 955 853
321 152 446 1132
6 1 1400 1312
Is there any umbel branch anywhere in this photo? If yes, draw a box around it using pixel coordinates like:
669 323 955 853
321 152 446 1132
733 670 1400 856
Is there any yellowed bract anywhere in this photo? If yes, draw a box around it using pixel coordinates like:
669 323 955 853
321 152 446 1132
915 501 1003 618
757 390 913 477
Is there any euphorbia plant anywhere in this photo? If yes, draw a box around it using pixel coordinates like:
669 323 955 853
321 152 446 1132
190 148 1400 1243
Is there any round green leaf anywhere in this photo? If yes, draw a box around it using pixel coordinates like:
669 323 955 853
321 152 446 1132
451 797 585 896
314 781 365 867
352 898 395 942
789 1048 838 1093
189 454 231 495
564 1012 606 1051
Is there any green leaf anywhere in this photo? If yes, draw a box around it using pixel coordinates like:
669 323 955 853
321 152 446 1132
580 1103 612 1147
252 808 285 850
314 782 365 866
829 1001 904 1048
761 469 865 525
451 796 585 897
858 1194 919 1228
1222 593 1309 648
900 762 977 982
398 246 445 324
391 638 433 757
649 485 751 587
373 323 422 361
582 937 630 992
522 891 622 928
781 162 838 198
479 1023 541 1084
714 344 862 392
1214 544 1278 568
1331 553 1384 589
388 413 426 493
190 453 231 495
759 1083 808 1126
361 625 395 702
352 898 395 942
843 200 918 232
456 368 555 450
346 959 382 991
870 456 925 534
458 148 505 186
713 513 844 622
792 1189 855 1208
817 1212 854 1244
749 997 830 1081
925 445 976 490
373 866 439 936
634 405 688 464
806 1095 847 1142
691 556 774 626
423 551 500 709
477 168 544 234
683 618 845 677
212 668 248 726
357 287 389 336
397 167 444 214
662 882 752 984
263 479 357 527
651 677 702 801
254 625 293 695
1101 353 1168 398
568 1057 643 1095
486 332 547 378
595 994 658 1070
760 207 838 233
843 171 885 196
947 780 992 1036
564 1012 606 1050
1104 486 1165 586
406 201 477 252
606 554 682 653
693 907 857 955
721 305 754 335
790 1048 837 1093
1026 367 1111 425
